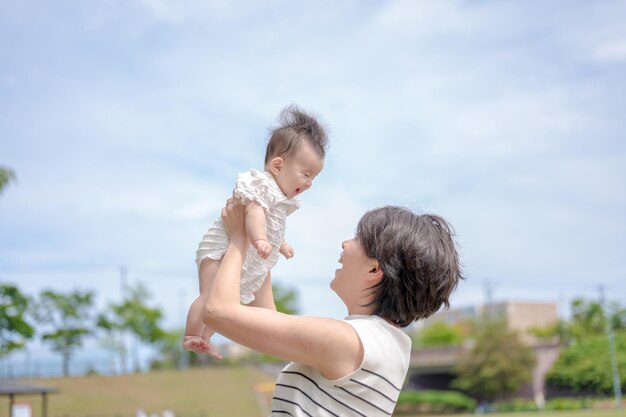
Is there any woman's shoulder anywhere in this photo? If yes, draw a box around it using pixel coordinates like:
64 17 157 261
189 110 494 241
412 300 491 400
345 315 411 347
345 316 411 366
280 316 411 397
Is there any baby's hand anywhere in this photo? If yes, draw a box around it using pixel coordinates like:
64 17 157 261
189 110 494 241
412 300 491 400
254 239 272 259
280 242 294 259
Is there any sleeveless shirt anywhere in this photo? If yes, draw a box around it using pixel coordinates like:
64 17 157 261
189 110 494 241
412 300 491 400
271 315 411 417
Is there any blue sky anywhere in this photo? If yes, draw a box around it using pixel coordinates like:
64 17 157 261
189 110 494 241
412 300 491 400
2 0 626 346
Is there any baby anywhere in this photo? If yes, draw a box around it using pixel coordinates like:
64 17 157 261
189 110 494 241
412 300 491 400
183 106 328 358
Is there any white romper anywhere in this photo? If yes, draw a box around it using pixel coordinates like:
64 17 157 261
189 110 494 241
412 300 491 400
195 169 300 304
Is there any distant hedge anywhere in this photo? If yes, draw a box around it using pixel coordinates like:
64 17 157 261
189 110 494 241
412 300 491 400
395 389 476 414
491 397 594 412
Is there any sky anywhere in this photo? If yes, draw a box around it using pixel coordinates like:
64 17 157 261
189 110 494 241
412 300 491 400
1 0 626 367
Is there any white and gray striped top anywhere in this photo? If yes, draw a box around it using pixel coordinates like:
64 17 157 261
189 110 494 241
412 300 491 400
271 315 411 417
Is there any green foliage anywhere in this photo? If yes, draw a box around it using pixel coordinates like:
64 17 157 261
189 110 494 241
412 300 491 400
98 282 165 343
566 298 626 340
32 289 95 376
0 166 16 195
546 330 626 393
569 298 606 339
396 389 476 414
150 327 188 370
528 319 569 343
415 321 464 347
545 397 592 410
97 281 166 372
607 301 626 331
272 283 299 315
452 319 536 401
0 283 35 356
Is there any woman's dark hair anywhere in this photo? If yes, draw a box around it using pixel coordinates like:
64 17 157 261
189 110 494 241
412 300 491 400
264 105 328 164
357 206 462 327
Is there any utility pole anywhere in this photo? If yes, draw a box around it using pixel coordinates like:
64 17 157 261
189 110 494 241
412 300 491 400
120 266 127 300
484 278 493 305
178 288 189 369
599 285 622 409
483 278 494 320
119 266 128 374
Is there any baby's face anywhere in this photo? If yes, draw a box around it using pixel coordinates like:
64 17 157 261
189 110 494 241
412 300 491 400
273 142 324 199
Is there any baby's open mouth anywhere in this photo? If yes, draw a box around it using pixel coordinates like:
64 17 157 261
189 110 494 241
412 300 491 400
295 188 301 194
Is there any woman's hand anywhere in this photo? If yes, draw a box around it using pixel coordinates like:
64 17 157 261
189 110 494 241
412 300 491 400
221 198 248 245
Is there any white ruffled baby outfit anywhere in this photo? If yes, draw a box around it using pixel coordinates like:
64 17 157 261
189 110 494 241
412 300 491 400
195 169 300 304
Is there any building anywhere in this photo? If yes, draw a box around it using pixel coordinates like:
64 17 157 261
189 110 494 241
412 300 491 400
410 301 561 405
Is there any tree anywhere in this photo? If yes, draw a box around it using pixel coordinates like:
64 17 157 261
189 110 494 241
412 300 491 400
151 327 187 370
414 321 464 348
0 284 35 357
0 166 16 195
272 283 299 315
546 330 626 393
544 298 626 394
527 319 570 345
97 281 166 373
569 298 606 340
32 289 95 376
453 320 536 401
609 301 626 330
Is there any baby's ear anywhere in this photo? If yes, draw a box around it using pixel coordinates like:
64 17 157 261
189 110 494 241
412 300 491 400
269 156 284 174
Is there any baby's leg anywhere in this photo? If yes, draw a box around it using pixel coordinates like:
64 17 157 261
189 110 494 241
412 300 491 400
248 272 276 311
183 258 222 359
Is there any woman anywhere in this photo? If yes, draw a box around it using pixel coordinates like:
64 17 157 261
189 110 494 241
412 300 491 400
203 201 461 416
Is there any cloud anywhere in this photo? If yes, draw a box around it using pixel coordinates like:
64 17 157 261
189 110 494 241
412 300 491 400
592 39 626 63
1 0 626 350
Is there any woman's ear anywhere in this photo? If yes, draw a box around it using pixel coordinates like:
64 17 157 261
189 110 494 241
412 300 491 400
269 157 284 176
367 261 384 285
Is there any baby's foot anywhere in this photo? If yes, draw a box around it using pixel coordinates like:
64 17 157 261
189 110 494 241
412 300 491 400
183 336 223 360
203 340 223 361
183 335 209 355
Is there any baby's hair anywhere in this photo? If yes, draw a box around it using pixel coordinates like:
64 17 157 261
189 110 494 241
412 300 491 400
264 105 328 164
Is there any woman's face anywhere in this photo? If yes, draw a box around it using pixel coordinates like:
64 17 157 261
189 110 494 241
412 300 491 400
330 237 373 299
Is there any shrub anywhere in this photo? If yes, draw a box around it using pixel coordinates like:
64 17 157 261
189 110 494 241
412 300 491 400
491 398 538 412
396 389 476 414
545 397 591 410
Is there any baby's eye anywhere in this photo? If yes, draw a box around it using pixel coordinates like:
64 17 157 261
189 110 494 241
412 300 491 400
304 173 310 178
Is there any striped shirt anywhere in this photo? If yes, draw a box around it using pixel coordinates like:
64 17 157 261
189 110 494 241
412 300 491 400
271 315 411 417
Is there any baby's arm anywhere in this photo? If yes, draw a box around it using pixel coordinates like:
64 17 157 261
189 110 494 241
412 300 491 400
245 202 272 259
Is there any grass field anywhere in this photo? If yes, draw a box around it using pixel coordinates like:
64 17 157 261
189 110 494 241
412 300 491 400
1 368 624 417
2 367 273 417
408 412 626 417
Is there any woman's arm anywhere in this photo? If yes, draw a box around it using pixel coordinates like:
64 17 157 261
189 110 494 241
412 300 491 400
203 200 363 380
